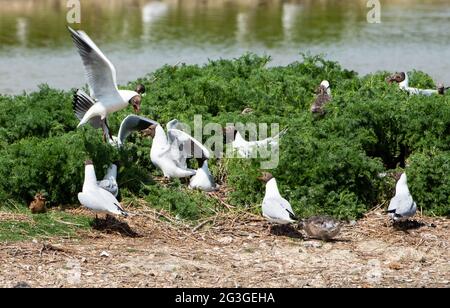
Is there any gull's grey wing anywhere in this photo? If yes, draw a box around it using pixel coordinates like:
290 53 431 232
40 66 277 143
68 26 122 102
167 129 211 163
117 115 158 146
262 197 295 222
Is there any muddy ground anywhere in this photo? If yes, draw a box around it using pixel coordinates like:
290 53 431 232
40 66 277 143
0 209 448 288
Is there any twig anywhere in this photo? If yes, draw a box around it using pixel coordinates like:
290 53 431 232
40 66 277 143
53 219 84 227
192 218 213 233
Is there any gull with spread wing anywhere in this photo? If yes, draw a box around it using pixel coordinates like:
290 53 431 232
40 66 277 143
68 26 146 141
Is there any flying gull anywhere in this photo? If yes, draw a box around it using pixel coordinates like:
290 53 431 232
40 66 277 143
68 26 146 141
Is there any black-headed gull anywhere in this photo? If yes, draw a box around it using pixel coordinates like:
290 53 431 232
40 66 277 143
300 216 341 241
386 72 447 96
97 163 119 197
224 127 287 158
142 123 210 179
189 160 218 192
311 80 331 115
68 27 146 140
78 160 128 217
259 172 297 225
387 173 417 221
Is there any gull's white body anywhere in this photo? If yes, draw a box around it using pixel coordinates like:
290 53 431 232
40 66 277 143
189 161 217 192
262 178 296 224
399 73 438 96
388 173 417 221
151 125 209 179
78 164 127 216
320 80 332 96
97 164 119 197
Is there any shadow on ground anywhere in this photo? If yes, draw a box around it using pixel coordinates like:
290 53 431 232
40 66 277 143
91 215 140 238
270 224 303 239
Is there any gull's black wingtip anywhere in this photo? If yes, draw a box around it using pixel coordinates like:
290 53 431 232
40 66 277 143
286 209 298 221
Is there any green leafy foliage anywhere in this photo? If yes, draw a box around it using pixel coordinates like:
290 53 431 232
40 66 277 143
0 54 449 220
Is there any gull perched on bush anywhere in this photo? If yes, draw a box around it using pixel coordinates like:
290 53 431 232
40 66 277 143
78 160 128 217
68 26 146 141
142 123 210 179
387 173 417 222
311 80 331 115
224 126 287 158
386 72 447 96
258 172 297 225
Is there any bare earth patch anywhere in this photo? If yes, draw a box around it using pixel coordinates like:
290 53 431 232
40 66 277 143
0 210 448 288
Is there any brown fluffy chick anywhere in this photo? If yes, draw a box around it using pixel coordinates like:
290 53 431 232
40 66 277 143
29 193 47 214
300 216 341 241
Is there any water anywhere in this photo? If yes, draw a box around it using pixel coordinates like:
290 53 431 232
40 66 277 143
0 0 449 95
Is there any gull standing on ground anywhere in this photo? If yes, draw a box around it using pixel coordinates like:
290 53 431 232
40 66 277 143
68 26 146 141
259 172 297 225
78 160 128 217
142 124 210 179
387 173 417 222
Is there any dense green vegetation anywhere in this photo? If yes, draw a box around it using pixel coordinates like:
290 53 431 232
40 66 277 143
0 54 449 222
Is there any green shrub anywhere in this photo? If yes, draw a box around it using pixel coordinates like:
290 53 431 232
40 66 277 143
408 150 450 216
1 54 449 220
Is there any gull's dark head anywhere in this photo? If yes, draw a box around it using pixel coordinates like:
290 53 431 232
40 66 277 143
437 83 445 95
258 172 274 184
85 159 93 166
129 95 142 114
135 84 146 95
386 72 406 84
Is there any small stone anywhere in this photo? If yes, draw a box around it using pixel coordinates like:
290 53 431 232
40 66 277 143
304 241 322 248
100 251 110 258
218 236 233 244
388 262 402 270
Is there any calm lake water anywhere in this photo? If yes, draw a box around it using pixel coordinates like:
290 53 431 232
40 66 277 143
0 0 449 95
